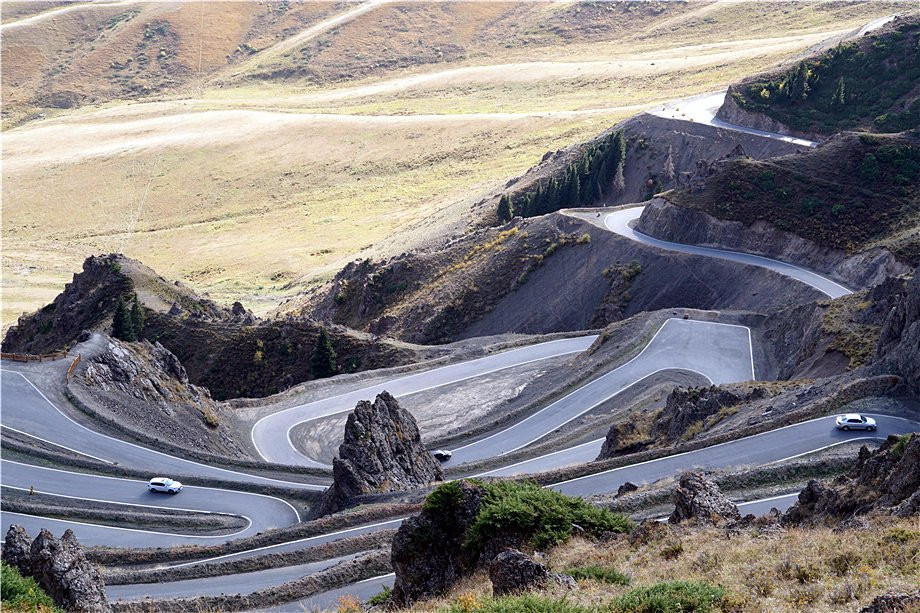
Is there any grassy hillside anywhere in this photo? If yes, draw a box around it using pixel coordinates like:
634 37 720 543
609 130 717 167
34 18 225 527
1 1 903 330
665 131 920 265
727 14 920 135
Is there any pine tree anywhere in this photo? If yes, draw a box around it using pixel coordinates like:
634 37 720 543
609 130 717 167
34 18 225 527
497 194 513 222
130 293 145 338
663 145 675 181
613 163 626 194
112 296 136 342
310 327 337 379
612 130 627 194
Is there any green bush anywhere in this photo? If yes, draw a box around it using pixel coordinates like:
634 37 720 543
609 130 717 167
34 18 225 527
443 593 592 613
566 564 631 585
609 580 726 613
891 433 913 460
1 562 61 612
367 585 392 606
465 480 633 551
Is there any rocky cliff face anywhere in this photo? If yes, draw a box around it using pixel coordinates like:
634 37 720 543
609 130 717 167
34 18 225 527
715 87 816 140
784 434 920 525
3 525 111 613
319 391 443 515
636 198 908 289
79 336 246 458
876 274 920 395
391 480 488 606
2 254 133 354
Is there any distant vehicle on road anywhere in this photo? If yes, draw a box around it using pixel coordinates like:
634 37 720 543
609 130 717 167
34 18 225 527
431 449 452 462
148 477 183 494
835 414 877 431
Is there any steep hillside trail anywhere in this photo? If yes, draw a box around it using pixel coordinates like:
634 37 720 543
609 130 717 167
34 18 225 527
0 0 136 30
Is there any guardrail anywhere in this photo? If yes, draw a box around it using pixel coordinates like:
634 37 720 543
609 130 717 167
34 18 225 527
66 354 81 381
0 350 68 362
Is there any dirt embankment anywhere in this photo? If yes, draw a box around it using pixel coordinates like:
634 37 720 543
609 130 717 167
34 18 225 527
302 211 819 345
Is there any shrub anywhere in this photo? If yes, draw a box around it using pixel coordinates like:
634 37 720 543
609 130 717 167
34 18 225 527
465 480 633 551
1 561 61 612
609 580 726 613
201 407 219 428
891 433 913 460
660 540 684 560
576 233 592 244
565 564 630 585
366 585 391 606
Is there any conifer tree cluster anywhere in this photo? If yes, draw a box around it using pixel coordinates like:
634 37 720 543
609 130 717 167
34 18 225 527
497 130 627 222
112 293 145 342
310 326 338 379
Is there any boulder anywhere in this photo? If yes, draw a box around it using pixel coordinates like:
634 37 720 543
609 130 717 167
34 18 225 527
785 434 920 524
28 528 111 613
390 481 487 606
2 524 33 576
616 481 639 497
653 385 766 442
669 472 741 525
319 391 443 515
489 550 575 597
859 590 920 613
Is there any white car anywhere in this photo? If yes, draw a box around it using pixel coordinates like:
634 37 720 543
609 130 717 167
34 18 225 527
148 477 183 494
835 413 877 432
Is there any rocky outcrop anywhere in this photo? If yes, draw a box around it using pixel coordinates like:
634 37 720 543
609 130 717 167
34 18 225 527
489 550 575 597
876 274 920 395
669 472 741 525
391 480 488 606
859 590 920 613
2 525 33 576
636 198 909 289
653 385 766 442
2 254 133 354
3 526 111 613
319 392 443 515
78 336 245 458
785 434 920 524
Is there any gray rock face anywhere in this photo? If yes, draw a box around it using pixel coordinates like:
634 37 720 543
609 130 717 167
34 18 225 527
876 274 920 396
669 472 741 525
3 526 111 613
636 198 909 289
391 480 487 607
489 550 575 597
785 434 920 524
2 525 33 576
319 391 443 515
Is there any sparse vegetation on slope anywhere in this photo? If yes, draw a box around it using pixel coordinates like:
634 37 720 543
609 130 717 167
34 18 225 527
726 15 920 135
664 131 920 264
0 562 62 613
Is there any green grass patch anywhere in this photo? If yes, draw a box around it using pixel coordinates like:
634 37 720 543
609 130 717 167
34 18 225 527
366 584 392 606
1 562 61 613
609 580 725 613
891 433 914 460
466 480 633 551
566 564 631 586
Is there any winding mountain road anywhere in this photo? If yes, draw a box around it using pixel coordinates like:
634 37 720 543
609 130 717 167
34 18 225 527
1 44 912 609
599 206 853 299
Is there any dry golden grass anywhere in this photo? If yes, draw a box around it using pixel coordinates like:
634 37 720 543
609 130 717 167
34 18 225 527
406 518 920 612
1 1 904 330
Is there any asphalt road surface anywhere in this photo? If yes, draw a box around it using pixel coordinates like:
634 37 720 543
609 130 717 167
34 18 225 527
648 91 818 148
604 207 853 299
443 318 754 466
251 335 597 467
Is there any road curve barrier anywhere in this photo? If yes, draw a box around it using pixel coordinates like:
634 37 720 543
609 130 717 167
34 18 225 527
1 350 68 362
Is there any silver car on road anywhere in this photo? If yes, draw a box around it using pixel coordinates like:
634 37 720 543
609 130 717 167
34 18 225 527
835 413 877 431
